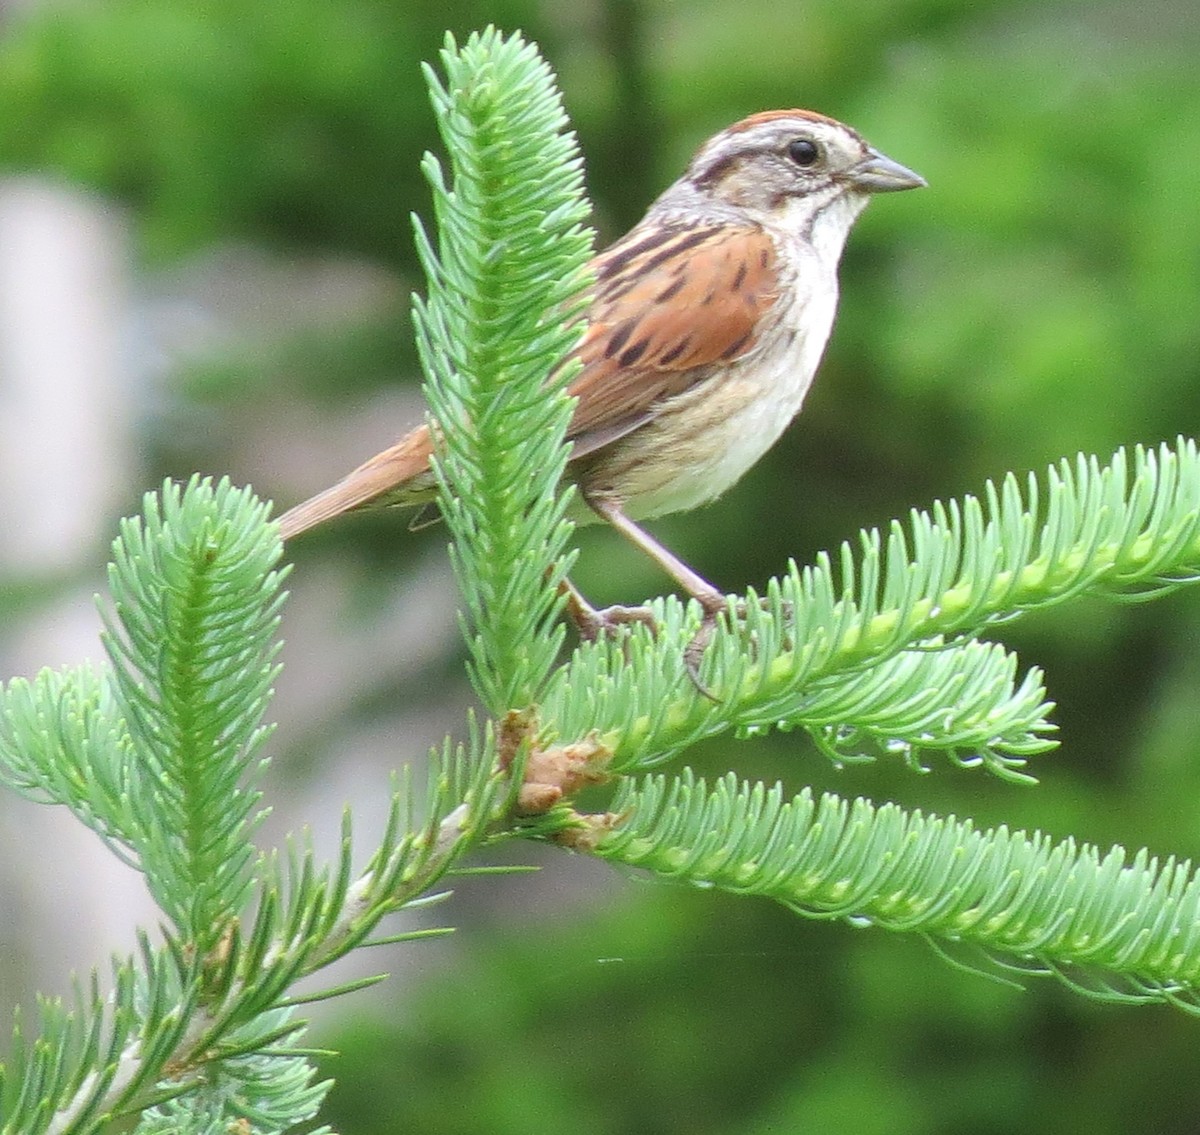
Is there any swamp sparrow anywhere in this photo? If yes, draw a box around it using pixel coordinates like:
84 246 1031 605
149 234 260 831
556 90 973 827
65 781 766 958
278 110 924 643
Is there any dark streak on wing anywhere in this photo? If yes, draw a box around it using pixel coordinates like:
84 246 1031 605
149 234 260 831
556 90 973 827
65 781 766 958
564 220 781 456
600 227 714 297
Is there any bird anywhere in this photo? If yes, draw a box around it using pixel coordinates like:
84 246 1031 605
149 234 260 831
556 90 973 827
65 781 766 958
277 109 924 650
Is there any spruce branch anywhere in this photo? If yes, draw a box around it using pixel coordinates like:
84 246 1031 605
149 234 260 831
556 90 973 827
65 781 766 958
0 32 583 1128
412 27 594 714
540 439 1200 778
98 476 286 941
0 479 504 1133
591 771 1200 1011
0 664 138 862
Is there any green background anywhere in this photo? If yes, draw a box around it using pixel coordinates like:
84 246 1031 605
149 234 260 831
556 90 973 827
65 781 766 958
1 0 1199 1131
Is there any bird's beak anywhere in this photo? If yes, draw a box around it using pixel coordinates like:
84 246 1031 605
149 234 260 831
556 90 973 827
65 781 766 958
849 148 926 193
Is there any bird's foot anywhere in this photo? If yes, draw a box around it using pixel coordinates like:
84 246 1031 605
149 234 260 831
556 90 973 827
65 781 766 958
681 591 730 702
683 593 797 699
561 576 792 703
561 578 659 643
574 602 661 642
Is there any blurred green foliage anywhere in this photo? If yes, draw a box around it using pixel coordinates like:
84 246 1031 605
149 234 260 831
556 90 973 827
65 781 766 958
2 0 1199 1130
0 0 536 260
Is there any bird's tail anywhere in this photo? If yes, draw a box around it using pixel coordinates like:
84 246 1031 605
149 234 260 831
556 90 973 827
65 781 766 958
276 426 436 540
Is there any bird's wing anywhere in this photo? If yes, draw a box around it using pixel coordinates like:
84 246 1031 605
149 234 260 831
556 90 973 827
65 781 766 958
565 221 780 456
277 222 779 540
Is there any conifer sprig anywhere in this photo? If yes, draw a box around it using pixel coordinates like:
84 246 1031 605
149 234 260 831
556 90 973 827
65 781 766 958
411 29 593 714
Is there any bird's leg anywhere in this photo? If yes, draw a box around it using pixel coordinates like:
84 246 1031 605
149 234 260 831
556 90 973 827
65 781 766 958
584 494 727 694
586 496 726 611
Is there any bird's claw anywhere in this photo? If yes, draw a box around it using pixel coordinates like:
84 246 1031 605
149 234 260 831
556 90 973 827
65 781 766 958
562 576 793 703
683 594 796 701
575 603 660 642
680 592 729 701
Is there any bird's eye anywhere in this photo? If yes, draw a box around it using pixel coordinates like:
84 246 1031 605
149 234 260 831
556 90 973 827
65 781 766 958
787 138 821 167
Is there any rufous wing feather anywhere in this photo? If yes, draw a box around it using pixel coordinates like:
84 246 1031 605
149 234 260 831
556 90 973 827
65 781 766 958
565 221 779 455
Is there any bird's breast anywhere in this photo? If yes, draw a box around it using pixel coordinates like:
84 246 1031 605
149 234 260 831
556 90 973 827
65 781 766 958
577 265 839 522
